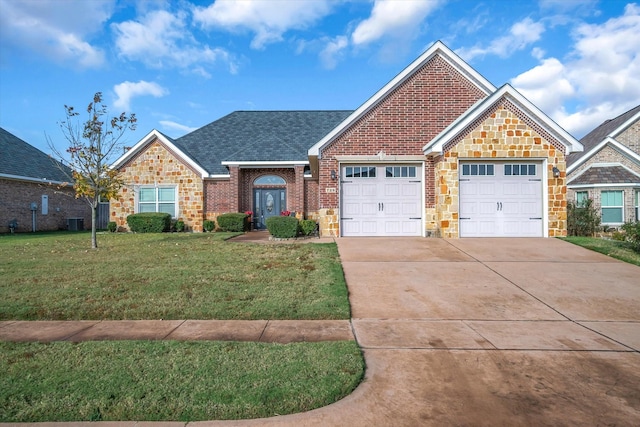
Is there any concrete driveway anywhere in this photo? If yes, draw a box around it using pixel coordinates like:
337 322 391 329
210 238 640 426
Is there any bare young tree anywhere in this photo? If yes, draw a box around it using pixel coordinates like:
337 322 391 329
49 92 136 249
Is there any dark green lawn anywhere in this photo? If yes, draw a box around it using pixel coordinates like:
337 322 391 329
0 232 350 320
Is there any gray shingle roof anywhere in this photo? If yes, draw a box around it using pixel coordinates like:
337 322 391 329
567 104 640 167
0 127 71 182
569 165 640 185
175 111 353 175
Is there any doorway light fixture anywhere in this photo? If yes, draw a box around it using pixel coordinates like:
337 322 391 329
331 170 337 180
552 167 560 178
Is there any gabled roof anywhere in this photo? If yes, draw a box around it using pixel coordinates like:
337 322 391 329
0 127 71 184
423 84 583 155
568 164 640 186
308 40 496 158
112 111 352 177
111 129 210 178
567 104 640 171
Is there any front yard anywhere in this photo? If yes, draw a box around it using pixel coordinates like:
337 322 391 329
0 232 350 320
0 232 362 422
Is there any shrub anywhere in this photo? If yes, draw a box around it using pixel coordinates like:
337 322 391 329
175 220 185 232
126 213 171 233
217 213 247 232
300 219 317 236
621 221 640 252
107 221 117 233
266 216 299 238
567 198 600 236
203 219 215 232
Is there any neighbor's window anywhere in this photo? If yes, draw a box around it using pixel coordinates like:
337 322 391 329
139 187 176 217
576 191 589 207
461 164 495 176
636 190 639 221
601 190 623 224
345 166 376 178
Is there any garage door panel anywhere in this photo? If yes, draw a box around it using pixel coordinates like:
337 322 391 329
460 161 542 237
341 164 422 237
361 183 378 196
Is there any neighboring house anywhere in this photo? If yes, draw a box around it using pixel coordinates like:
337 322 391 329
111 41 583 238
0 127 91 232
567 105 640 228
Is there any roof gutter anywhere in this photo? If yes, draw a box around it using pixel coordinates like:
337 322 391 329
0 173 71 186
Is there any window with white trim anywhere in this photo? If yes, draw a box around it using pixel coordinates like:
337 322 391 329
576 191 589 207
345 166 376 178
139 187 177 217
601 190 623 224
636 190 639 221
461 164 494 176
504 164 536 176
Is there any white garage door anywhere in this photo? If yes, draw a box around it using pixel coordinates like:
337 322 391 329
341 165 422 236
459 162 543 237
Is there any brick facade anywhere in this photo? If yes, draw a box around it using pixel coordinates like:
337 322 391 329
0 178 90 232
567 122 640 226
316 56 486 236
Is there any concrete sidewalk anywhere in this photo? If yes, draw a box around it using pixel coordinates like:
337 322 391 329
0 319 354 343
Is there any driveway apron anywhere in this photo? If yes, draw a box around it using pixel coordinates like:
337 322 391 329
204 237 640 427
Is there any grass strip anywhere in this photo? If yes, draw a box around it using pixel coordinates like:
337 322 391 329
560 236 640 266
0 232 350 320
0 340 364 422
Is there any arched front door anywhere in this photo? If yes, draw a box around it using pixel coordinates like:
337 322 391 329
253 188 286 229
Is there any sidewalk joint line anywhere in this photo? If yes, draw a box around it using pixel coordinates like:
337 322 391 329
163 320 187 340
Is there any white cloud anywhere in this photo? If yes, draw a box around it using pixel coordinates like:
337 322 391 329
511 3 640 137
0 0 112 68
193 0 333 49
112 9 237 74
159 120 198 135
457 17 545 61
319 36 349 70
351 0 442 46
113 81 168 111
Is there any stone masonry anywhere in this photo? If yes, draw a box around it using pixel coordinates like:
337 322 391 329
437 105 567 238
111 141 204 232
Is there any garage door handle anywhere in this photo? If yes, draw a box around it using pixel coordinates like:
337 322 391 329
342 218 353 220
530 217 542 220
460 217 470 220
497 202 503 211
410 217 421 220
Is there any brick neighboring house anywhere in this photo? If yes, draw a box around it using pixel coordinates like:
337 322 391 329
0 127 91 232
567 105 640 228
111 41 583 238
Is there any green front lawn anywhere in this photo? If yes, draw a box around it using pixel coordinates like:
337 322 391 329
1 340 364 422
0 231 362 422
560 236 640 266
0 232 350 320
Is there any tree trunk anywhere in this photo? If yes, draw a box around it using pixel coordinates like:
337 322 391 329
91 203 98 249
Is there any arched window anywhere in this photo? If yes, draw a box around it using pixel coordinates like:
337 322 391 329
254 175 286 185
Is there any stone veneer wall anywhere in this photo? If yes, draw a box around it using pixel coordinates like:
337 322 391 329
436 105 567 238
111 141 204 231
317 55 486 237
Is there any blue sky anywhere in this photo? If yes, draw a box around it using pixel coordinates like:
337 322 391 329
1 0 639 159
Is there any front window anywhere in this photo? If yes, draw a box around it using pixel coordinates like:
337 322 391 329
576 191 589 207
601 190 623 224
139 187 176 217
